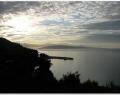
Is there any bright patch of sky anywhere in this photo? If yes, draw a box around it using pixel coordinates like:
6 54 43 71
0 1 120 48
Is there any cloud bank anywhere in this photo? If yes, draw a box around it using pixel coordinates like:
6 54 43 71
0 1 120 48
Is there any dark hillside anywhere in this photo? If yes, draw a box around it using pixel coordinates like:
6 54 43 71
0 37 38 65
0 37 38 86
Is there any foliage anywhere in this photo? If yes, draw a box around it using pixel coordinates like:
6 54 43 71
59 71 80 87
82 79 98 87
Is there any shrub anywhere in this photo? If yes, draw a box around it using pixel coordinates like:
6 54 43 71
59 71 80 87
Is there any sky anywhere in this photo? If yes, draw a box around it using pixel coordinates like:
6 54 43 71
0 1 120 48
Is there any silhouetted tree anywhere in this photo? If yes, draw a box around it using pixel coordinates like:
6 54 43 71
59 71 80 87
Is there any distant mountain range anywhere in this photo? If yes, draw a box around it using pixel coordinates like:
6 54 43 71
39 44 120 51
39 45 88 49
1 37 119 51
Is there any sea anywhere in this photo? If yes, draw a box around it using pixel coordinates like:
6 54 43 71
38 48 120 86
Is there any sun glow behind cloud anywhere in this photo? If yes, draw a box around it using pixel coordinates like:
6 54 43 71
7 16 30 31
5 15 36 36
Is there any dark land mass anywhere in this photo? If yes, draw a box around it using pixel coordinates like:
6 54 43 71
39 45 86 49
39 44 120 51
40 53 73 60
0 37 120 93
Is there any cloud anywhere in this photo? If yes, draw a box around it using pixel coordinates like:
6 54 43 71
6 34 14 37
83 20 120 30
86 34 120 43
0 25 13 28
104 15 120 20
0 1 120 48
41 19 72 26
0 2 26 14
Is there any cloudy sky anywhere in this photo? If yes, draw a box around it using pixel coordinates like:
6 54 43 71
0 1 120 48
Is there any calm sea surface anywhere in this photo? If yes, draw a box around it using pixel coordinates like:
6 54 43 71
38 49 120 86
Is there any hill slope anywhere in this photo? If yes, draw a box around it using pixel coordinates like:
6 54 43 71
0 37 38 64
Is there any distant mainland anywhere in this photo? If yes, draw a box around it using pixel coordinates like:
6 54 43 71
20 42 120 50
39 45 86 49
38 44 120 51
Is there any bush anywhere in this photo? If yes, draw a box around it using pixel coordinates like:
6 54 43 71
59 71 80 87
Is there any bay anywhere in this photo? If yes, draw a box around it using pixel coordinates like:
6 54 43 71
38 49 120 86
